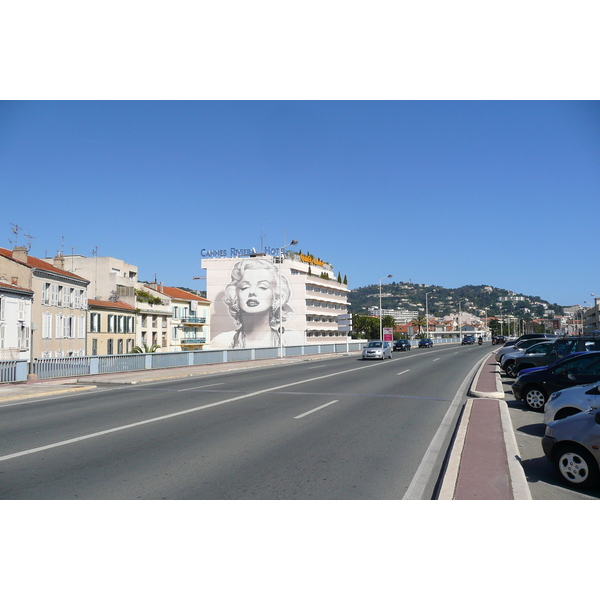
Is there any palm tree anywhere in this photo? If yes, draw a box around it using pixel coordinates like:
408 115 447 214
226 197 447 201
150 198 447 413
411 315 427 337
131 343 160 353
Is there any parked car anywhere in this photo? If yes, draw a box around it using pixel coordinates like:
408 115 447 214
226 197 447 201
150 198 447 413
393 339 411 351
362 341 392 360
542 408 600 489
513 336 600 376
544 381 600 424
492 335 508 345
501 340 555 378
462 335 475 345
512 351 600 411
418 338 433 348
496 337 553 364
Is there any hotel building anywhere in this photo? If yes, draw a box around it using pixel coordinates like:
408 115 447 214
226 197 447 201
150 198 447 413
201 249 350 348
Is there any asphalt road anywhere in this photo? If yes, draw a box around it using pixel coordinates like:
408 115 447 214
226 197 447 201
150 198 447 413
0 344 491 500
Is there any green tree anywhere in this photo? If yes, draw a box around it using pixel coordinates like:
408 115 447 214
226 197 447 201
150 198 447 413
131 343 160 353
411 314 427 336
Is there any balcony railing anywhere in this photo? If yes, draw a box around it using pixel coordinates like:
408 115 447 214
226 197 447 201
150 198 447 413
179 316 206 324
181 338 206 345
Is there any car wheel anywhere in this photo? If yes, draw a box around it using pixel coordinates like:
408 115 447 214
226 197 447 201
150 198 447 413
524 386 548 411
553 444 600 490
505 361 516 378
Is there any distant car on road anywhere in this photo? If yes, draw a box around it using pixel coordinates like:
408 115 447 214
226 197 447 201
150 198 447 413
462 335 475 345
362 341 392 360
393 339 411 351
418 338 433 348
542 408 600 490
492 335 508 345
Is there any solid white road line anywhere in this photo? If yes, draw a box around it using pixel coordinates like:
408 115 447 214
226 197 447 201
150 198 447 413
397 370 410 376
402 356 483 500
294 400 339 419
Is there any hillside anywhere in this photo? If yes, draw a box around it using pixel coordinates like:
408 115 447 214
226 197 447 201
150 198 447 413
348 281 564 321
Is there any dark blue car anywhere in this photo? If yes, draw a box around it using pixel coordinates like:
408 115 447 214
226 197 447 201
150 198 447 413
512 351 600 411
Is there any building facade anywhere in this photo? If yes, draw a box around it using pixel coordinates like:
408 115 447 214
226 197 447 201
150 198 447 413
0 279 34 361
151 285 211 351
0 247 89 359
201 250 350 348
88 299 137 355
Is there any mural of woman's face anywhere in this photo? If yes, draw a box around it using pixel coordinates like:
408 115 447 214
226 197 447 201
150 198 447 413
237 269 275 315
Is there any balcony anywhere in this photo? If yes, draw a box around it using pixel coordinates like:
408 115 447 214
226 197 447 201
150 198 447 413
179 316 206 324
181 338 206 345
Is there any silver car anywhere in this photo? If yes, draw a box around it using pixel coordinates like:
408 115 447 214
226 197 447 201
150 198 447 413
542 408 600 489
362 341 392 360
544 381 600 424
501 340 554 378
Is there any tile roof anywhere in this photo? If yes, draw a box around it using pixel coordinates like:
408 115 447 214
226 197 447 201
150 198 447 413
0 280 34 294
88 299 136 311
158 286 210 303
0 247 89 283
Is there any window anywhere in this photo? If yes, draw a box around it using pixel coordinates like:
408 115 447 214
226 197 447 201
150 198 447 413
117 339 124 354
173 306 179 319
107 339 114 355
107 314 115 333
42 283 51 305
92 338 98 356
56 314 64 338
90 312 101 333
43 313 53 338
78 315 86 338
0 323 4 349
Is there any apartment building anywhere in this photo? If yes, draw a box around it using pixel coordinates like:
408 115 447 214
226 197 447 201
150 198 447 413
88 299 137 355
66 254 174 352
0 278 34 361
0 247 89 358
147 284 211 351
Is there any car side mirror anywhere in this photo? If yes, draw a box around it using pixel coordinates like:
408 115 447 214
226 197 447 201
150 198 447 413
586 386 600 396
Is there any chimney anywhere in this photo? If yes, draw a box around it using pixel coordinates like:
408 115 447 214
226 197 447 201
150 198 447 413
13 246 28 263
54 254 65 270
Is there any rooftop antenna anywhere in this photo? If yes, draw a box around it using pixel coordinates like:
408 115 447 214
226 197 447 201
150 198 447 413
24 232 35 250
260 229 266 253
9 222 21 247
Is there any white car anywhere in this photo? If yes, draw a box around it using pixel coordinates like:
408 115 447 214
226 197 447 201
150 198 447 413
544 381 600 424
362 341 392 360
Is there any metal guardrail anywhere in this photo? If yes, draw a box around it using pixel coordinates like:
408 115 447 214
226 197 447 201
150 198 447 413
0 341 368 382
1 339 461 383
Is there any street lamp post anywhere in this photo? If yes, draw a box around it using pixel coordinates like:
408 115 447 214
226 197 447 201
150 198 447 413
425 292 434 341
278 239 298 358
379 274 392 340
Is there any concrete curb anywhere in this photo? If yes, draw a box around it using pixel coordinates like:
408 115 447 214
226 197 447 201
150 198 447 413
469 351 505 399
0 385 98 403
438 352 531 500
437 397 473 500
499 400 532 500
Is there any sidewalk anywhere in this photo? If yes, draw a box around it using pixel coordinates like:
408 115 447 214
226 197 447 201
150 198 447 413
438 351 531 500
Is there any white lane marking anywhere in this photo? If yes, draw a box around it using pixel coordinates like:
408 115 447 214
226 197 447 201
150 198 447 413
294 400 339 419
397 370 410 376
433 358 440 362
0 359 402 463
178 382 225 391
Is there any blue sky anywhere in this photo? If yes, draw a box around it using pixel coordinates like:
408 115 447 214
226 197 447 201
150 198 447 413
1 100 599 307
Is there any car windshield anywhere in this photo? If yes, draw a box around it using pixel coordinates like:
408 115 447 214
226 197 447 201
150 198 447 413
367 342 382 348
